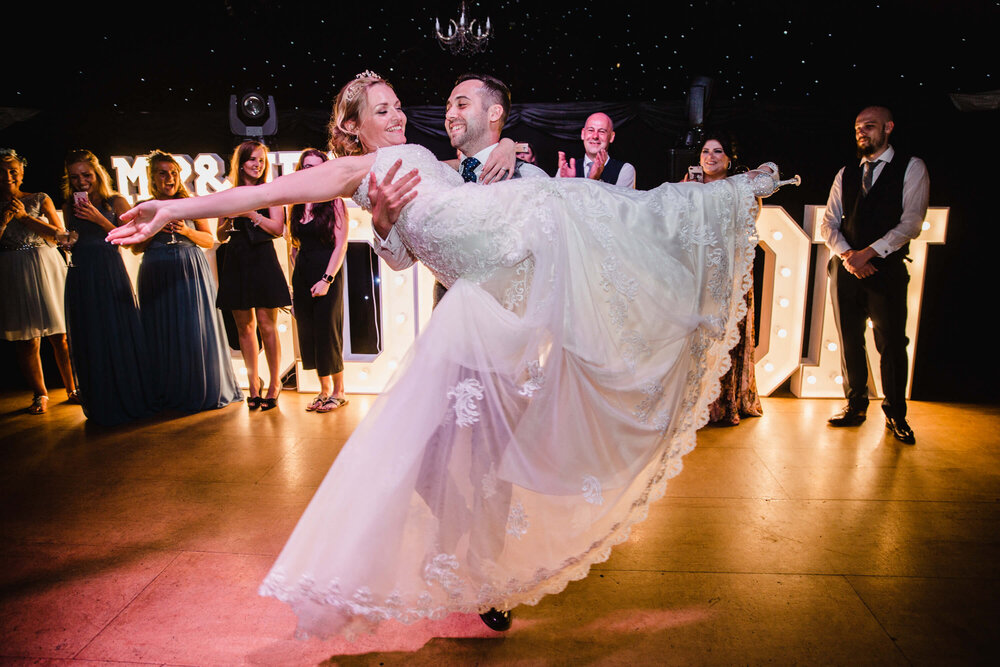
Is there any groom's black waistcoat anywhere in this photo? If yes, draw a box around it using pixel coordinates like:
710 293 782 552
840 151 911 264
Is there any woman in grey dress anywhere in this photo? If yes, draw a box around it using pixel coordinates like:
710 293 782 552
0 148 77 414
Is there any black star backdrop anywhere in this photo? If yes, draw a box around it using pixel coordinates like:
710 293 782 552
2 0 998 401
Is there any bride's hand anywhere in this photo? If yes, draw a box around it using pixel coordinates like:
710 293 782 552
370 159 419 239
107 200 173 245
479 138 517 184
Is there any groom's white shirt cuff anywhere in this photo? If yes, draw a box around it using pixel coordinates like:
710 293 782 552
372 225 417 270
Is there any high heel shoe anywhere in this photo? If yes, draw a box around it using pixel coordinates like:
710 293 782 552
260 382 280 411
247 377 264 410
28 395 49 414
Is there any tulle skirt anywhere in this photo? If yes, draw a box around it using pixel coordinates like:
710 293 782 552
0 244 67 341
260 175 759 638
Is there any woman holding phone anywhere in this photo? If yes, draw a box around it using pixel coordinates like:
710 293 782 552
62 149 155 425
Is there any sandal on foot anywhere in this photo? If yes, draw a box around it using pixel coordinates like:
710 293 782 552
29 395 49 414
66 390 81 404
306 394 329 412
315 396 348 413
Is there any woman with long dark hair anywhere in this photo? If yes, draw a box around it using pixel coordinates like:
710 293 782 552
685 132 763 425
215 141 290 410
288 148 349 412
133 150 242 412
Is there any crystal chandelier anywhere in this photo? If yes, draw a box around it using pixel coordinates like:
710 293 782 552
434 2 491 55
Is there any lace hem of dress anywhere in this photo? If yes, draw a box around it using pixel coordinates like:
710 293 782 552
259 177 760 641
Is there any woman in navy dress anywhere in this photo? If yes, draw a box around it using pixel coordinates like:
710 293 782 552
62 149 155 425
288 149 348 413
133 150 242 412
215 141 290 410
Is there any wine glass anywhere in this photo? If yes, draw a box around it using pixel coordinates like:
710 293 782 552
166 220 180 245
57 230 79 267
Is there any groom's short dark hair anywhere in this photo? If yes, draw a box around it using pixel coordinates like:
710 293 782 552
455 73 511 126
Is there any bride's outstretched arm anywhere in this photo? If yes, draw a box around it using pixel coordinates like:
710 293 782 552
108 153 376 245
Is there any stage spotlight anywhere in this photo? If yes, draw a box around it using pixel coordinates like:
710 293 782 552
229 91 277 140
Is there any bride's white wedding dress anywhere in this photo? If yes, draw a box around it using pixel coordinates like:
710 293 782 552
260 143 770 638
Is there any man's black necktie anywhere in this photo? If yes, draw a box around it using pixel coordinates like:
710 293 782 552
461 157 480 183
863 159 880 195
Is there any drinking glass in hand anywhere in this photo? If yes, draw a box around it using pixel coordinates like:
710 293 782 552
57 230 79 267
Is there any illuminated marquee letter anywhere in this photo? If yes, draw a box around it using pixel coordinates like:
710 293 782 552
753 206 812 395
111 155 149 206
792 206 948 398
192 154 229 195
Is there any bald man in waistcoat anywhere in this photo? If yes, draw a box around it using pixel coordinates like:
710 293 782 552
556 112 636 188
820 106 929 444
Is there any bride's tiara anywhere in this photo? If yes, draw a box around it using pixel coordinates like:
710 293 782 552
344 70 383 103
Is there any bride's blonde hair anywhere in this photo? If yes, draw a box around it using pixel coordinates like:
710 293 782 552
328 71 393 157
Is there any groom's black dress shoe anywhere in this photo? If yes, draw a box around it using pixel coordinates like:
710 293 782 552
479 608 512 631
885 416 916 444
828 405 867 427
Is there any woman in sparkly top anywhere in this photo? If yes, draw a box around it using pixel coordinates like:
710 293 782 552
0 149 76 414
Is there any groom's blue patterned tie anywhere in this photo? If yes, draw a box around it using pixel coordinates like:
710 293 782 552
461 157 480 183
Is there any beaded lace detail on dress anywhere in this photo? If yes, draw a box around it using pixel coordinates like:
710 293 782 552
263 143 763 640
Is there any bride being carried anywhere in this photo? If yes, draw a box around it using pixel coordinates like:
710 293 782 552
110 71 788 639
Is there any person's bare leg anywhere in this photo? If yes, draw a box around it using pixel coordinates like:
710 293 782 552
232 309 261 398
15 337 46 397
331 370 345 400
256 308 281 400
45 333 76 397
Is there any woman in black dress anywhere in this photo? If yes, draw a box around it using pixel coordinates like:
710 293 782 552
288 149 348 412
216 141 290 410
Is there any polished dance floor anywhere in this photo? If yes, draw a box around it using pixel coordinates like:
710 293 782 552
1 388 998 665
